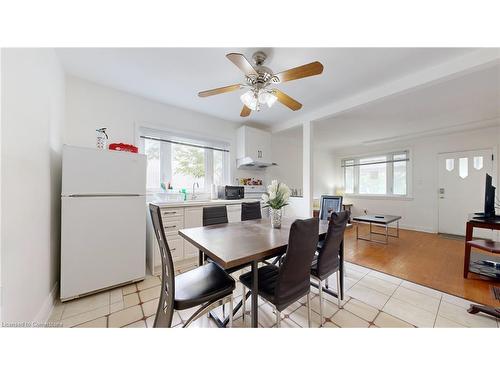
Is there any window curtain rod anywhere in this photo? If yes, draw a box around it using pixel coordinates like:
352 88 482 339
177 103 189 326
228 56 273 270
140 135 229 153
341 158 410 168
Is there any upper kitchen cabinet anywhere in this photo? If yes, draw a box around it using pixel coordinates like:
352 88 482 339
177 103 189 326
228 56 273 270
236 126 274 169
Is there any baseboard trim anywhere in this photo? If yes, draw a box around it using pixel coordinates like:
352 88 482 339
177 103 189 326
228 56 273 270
35 282 58 324
399 224 436 234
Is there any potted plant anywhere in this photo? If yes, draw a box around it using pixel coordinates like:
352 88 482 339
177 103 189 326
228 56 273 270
262 180 291 228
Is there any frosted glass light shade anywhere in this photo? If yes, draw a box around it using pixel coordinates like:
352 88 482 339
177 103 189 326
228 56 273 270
240 91 258 110
258 91 277 107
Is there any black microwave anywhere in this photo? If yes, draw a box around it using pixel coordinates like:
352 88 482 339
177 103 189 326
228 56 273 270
218 185 244 200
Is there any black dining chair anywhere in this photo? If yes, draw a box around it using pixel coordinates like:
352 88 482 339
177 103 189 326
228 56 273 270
203 205 228 226
239 218 319 327
317 195 344 263
149 204 235 328
311 211 349 326
202 204 243 320
241 201 262 221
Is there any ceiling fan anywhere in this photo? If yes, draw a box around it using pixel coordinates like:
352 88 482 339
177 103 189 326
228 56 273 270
198 51 324 117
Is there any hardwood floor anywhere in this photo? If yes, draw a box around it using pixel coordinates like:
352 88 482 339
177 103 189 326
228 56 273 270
344 224 500 307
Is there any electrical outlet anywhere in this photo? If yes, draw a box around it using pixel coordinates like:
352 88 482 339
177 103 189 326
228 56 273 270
363 209 368 215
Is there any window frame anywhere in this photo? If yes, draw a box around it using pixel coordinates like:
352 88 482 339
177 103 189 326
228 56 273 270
137 125 231 193
342 149 412 199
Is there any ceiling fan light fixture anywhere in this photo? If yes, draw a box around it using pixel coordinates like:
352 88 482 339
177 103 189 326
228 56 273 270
259 91 277 108
200 51 323 117
240 91 258 111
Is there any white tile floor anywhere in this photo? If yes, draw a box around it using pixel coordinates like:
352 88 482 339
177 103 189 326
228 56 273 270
48 262 500 328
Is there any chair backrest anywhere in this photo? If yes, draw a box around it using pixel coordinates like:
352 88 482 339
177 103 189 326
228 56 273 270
241 201 262 221
149 203 175 328
319 195 343 220
317 211 349 278
274 217 319 310
203 205 228 226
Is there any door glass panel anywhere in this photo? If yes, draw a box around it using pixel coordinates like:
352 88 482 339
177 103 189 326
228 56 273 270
473 156 483 170
459 157 468 179
445 159 454 172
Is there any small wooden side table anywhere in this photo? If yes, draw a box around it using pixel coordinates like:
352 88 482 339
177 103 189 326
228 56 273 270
463 216 500 279
463 215 500 319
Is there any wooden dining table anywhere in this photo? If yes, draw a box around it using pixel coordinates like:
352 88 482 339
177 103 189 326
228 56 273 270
179 217 344 328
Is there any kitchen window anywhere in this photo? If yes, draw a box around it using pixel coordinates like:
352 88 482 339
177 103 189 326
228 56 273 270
342 151 410 197
140 130 230 192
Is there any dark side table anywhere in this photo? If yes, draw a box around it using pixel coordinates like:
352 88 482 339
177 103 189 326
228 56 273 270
463 215 500 319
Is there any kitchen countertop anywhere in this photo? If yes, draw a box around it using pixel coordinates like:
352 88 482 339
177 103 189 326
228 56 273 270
149 198 261 208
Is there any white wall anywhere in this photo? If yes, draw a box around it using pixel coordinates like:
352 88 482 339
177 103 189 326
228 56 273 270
313 148 336 198
330 125 500 233
65 76 266 187
1 48 65 323
0 49 3 322
267 127 303 192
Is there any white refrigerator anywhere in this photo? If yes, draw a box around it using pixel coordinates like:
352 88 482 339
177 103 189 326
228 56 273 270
61 145 147 301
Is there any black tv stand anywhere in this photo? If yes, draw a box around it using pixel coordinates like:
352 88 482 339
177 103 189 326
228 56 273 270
473 212 500 220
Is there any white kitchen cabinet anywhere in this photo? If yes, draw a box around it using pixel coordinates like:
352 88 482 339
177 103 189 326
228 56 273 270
184 207 203 257
147 206 195 276
147 202 258 276
227 204 242 222
237 126 272 164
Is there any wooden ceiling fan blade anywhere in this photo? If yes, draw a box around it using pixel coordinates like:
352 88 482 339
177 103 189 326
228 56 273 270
272 89 302 111
226 53 258 76
240 105 251 117
198 84 242 97
273 61 324 83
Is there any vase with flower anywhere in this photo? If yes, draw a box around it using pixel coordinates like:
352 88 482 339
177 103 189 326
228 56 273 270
262 180 291 229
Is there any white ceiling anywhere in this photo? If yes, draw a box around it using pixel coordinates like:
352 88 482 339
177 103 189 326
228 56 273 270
312 63 500 150
56 48 479 127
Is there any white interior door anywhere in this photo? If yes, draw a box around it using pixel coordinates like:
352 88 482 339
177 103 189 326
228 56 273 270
438 149 494 236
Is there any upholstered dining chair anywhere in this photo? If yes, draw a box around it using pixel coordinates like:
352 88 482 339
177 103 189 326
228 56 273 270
241 201 262 221
202 205 228 226
149 204 235 328
317 195 344 259
239 218 319 327
311 211 349 326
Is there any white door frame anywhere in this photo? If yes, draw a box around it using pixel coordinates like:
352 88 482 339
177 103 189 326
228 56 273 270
436 146 497 235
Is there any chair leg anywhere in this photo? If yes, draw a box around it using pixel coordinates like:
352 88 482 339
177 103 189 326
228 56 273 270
183 298 226 328
242 286 246 323
336 270 342 308
318 279 324 327
276 308 281 328
306 292 312 328
228 295 233 328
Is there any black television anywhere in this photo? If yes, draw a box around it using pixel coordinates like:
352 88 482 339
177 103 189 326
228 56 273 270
483 173 496 218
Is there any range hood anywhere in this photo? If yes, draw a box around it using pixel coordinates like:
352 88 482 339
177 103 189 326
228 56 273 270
236 157 277 170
